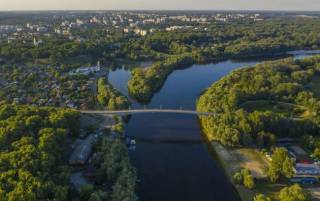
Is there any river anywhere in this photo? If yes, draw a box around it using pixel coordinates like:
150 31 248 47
107 51 319 201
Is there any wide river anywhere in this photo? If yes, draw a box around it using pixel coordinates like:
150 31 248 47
108 51 320 201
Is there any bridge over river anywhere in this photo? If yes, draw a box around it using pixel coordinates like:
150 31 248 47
80 109 216 116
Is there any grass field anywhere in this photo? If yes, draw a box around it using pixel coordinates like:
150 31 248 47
240 100 309 119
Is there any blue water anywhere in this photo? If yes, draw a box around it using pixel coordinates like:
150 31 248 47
108 51 318 201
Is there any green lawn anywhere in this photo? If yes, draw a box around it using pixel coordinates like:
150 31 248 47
240 100 309 119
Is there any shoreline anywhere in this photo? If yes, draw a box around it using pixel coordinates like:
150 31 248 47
202 130 252 201
209 141 253 201
127 49 320 104
200 123 273 201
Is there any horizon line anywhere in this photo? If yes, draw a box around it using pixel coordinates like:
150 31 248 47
0 9 320 12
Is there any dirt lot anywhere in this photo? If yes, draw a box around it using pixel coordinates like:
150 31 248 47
211 142 272 201
234 148 269 179
212 142 269 179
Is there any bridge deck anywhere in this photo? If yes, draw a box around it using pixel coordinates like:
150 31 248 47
80 109 215 116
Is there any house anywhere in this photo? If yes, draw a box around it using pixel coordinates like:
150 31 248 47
69 135 95 165
290 177 318 185
295 163 320 176
70 62 101 76
134 29 147 36
123 28 132 33
66 101 76 109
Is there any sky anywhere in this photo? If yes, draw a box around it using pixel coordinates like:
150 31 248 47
1 0 320 11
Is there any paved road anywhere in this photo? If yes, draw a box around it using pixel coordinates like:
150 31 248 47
80 109 216 116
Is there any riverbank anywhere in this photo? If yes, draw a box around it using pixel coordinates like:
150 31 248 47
196 56 320 200
209 141 285 201
108 51 320 201
127 50 320 103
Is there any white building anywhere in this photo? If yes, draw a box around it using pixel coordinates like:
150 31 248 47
70 62 101 76
134 29 148 36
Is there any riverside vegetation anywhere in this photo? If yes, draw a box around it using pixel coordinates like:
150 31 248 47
197 56 320 200
197 56 320 148
97 77 130 110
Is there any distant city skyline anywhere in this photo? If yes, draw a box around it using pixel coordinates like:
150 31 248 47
1 0 320 11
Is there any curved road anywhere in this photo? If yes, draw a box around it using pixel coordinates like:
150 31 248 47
80 109 216 116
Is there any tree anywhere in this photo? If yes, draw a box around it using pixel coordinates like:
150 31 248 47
112 122 125 134
279 184 310 201
233 169 254 189
257 131 277 148
88 193 102 201
311 147 320 160
0 104 16 120
25 115 43 133
267 148 294 182
197 55 320 147
267 167 279 183
233 172 243 184
282 158 295 179
254 194 271 201
0 105 76 201
243 174 255 189
97 78 130 110
79 185 95 201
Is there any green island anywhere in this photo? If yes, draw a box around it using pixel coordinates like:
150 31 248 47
197 56 320 200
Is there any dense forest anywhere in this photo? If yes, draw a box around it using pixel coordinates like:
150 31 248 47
197 56 320 148
0 102 136 201
0 103 79 200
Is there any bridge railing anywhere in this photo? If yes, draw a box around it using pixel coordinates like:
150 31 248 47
80 108 216 116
